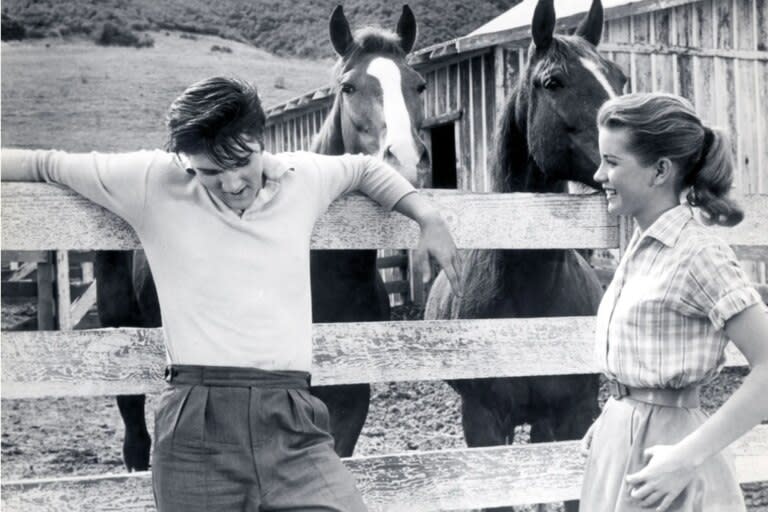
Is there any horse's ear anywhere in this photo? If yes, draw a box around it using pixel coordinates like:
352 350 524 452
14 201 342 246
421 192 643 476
330 5 354 56
396 5 417 54
531 0 556 51
575 0 604 46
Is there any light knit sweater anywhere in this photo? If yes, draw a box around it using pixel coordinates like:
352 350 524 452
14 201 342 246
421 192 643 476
3 148 416 371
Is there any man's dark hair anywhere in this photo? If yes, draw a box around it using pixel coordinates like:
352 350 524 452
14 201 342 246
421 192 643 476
166 76 266 168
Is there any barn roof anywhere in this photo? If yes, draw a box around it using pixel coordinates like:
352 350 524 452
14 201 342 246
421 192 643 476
409 0 696 63
469 0 646 38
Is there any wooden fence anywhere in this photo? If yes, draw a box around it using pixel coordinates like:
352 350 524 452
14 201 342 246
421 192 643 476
2 183 767 510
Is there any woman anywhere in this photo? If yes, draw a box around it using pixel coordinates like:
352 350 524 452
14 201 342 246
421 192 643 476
580 92 768 511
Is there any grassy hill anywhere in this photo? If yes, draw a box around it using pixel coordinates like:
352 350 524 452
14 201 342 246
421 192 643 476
1 33 333 152
1 0 521 58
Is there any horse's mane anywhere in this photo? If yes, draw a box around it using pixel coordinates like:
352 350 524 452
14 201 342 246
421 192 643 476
312 27 405 155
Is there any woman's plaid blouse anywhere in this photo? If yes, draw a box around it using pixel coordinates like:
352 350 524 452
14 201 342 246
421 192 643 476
594 205 763 388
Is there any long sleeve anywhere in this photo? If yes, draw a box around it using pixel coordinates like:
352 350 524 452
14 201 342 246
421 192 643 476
1 148 164 229
303 152 416 213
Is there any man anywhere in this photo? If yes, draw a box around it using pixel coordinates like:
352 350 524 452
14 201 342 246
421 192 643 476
2 76 462 511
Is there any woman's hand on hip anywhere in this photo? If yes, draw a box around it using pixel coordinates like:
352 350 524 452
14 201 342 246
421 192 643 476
625 444 698 511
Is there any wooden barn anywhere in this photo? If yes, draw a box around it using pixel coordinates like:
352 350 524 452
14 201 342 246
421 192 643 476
263 0 767 289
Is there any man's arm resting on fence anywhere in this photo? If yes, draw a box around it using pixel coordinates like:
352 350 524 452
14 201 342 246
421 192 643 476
1 148 159 228
392 192 463 296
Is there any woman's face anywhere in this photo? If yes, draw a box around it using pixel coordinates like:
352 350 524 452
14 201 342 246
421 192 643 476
594 127 658 220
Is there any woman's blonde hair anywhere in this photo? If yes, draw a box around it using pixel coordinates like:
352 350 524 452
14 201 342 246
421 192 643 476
597 92 743 226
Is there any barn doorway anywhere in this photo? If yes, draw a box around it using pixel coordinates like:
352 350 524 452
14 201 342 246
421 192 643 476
430 122 457 189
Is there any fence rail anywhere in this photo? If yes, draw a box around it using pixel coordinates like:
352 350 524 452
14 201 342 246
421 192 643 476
1 318 749 399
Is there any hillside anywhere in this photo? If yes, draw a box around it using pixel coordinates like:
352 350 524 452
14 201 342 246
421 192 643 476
1 0 522 58
1 33 333 152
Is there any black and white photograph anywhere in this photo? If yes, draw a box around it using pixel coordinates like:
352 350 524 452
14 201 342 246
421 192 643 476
1 0 767 510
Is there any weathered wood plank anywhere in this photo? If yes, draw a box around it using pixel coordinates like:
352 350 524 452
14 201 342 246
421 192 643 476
674 3 694 47
36 254 55 331
634 51 653 92
471 56 484 192
483 51 496 192
457 59 472 191
759 60 768 193
69 281 97 329
597 42 768 60
736 0 756 50
4 426 767 511
696 0 716 49
759 0 768 51
448 63 459 113
4 187 767 252
55 251 72 331
735 59 759 194
693 56 715 123
716 0 734 49
0 317 750 399
2 185 625 250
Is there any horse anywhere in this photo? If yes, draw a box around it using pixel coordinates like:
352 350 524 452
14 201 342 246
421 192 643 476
424 0 626 510
97 4 428 469
308 5 429 457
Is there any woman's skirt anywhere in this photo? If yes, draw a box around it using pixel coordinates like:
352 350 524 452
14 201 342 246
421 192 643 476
580 395 746 511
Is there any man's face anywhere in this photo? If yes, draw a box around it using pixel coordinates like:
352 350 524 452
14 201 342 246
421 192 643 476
181 141 265 213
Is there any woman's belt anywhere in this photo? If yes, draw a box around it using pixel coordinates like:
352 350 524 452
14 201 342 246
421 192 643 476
606 380 700 408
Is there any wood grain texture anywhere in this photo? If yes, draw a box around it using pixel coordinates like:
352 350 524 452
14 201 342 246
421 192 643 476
1 317 749 399
3 426 767 511
3 184 624 250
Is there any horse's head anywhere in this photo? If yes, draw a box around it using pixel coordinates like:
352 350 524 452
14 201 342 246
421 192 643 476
313 5 429 186
502 0 626 191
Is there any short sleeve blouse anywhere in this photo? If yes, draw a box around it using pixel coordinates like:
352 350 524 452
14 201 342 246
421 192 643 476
594 205 763 388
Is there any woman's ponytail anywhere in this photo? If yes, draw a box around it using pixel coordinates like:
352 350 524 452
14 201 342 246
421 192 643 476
686 127 743 227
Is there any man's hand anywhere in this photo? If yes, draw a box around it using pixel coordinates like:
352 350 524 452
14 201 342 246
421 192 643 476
392 192 463 296
414 213 463 296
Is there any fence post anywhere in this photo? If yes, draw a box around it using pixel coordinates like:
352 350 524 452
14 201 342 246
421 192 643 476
55 250 73 330
36 252 56 330
408 250 425 306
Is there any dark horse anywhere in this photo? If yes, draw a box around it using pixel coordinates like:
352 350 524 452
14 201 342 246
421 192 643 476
97 5 428 469
424 0 626 510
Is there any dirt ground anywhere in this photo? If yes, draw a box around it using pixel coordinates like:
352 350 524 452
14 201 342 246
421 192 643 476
2 300 767 510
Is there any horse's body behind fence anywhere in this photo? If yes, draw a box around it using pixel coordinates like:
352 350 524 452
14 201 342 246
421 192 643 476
426 1 627 510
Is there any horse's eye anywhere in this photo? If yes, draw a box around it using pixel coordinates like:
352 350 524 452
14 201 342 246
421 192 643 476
417 83 426 94
341 83 356 94
543 76 563 90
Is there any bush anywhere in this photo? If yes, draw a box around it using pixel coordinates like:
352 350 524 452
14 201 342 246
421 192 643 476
95 21 153 48
210 44 232 53
179 32 198 40
1 14 26 41
130 21 150 31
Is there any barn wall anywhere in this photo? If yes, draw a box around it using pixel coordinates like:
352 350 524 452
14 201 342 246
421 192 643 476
600 0 767 196
420 50 497 192
264 104 331 153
